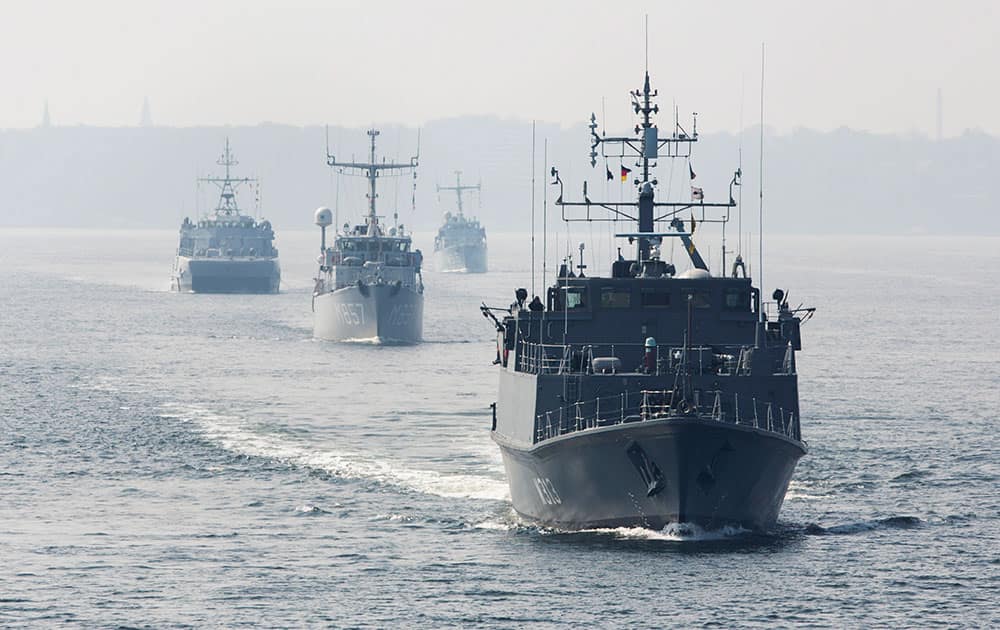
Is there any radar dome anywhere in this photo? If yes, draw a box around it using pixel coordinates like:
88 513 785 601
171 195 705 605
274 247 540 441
676 268 711 280
314 207 333 227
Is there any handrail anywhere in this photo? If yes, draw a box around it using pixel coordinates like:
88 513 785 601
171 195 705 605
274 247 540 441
533 389 802 444
515 340 794 377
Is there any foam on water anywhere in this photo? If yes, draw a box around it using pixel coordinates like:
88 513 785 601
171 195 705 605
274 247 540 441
293 504 330 516
785 491 827 501
597 522 751 541
471 510 750 542
161 402 510 502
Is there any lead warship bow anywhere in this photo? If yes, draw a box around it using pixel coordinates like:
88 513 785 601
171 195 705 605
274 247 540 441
483 69 814 531
434 171 488 273
312 129 424 344
171 139 280 293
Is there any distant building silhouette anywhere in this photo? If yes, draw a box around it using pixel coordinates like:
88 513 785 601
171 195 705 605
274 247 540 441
41 100 50 128
140 97 153 127
936 88 943 141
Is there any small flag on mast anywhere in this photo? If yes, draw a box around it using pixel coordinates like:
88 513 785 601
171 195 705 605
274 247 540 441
689 163 697 180
606 165 613 181
620 165 632 182
691 186 704 201
690 213 697 234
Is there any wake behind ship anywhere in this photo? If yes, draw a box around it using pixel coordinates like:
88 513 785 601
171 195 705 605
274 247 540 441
434 171 487 273
312 129 424 344
171 139 280 293
482 68 813 531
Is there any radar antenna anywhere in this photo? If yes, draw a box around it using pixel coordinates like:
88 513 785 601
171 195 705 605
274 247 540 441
199 137 256 217
550 68 739 272
325 128 419 236
436 170 481 216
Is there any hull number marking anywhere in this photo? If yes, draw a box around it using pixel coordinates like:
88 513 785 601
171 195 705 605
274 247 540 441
388 303 416 327
534 477 562 505
338 303 366 326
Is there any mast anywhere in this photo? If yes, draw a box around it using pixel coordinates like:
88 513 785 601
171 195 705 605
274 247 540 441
552 70 737 272
436 170 480 217
326 128 419 235
199 137 256 217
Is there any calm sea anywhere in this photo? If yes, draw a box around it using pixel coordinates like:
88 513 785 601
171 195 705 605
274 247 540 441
1 228 997 627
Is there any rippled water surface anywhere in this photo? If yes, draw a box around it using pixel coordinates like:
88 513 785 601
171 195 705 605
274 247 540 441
1 229 998 627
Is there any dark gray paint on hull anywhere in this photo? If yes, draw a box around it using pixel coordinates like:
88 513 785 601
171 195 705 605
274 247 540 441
494 418 805 530
313 283 423 344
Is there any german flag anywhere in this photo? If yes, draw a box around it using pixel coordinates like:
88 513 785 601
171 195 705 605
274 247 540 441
620 165 632 183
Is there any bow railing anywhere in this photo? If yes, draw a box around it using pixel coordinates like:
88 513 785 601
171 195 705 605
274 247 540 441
533 389 802 444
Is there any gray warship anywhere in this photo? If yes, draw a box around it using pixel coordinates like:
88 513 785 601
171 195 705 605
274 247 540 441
482 69 813 531
434 171 487 273
312 129 424 343
171 139 280 293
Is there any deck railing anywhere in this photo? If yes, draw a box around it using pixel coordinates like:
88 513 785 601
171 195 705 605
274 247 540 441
515 340 788 377
533 389 802 444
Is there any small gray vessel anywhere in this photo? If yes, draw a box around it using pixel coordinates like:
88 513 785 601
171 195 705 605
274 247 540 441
312 129 424 344
434 171 487 273
483 69 813 531
171 139 280 293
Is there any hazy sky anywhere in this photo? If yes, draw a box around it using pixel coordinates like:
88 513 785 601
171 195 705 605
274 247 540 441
3 0 997 136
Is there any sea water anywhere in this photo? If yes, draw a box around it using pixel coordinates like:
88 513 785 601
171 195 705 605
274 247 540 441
1 229 997 627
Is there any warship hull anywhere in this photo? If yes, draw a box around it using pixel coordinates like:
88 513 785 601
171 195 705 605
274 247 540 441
494 418 805 531
435 244 487 273
172 256 280 294
314 283 423 343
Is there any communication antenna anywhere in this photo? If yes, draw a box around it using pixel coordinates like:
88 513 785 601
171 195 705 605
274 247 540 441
412 129 421 214
325 127 419 236
436 170 480 216
531 121 537 297
393 132 402 229
543 138 548 292
644 14 649 73
198 137 256 217
738 75 745 259
333 168 340 234
758 43 766 322
255 173 261 219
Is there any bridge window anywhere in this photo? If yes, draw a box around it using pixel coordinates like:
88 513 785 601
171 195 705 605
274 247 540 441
565 287 587 309
600 287 631 309
641 288 671 308
724 289 749 311
551 286 588 311
682 290 712 309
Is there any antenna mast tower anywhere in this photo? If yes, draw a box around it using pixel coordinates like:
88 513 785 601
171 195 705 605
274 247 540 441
436 170 480 216
551 70 739 271
326 128 419 233
199 138 256 217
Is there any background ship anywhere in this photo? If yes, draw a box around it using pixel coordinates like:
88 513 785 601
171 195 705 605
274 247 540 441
312 129 424 343
483 68 813 531
434 171 487 273
170 139 280 293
